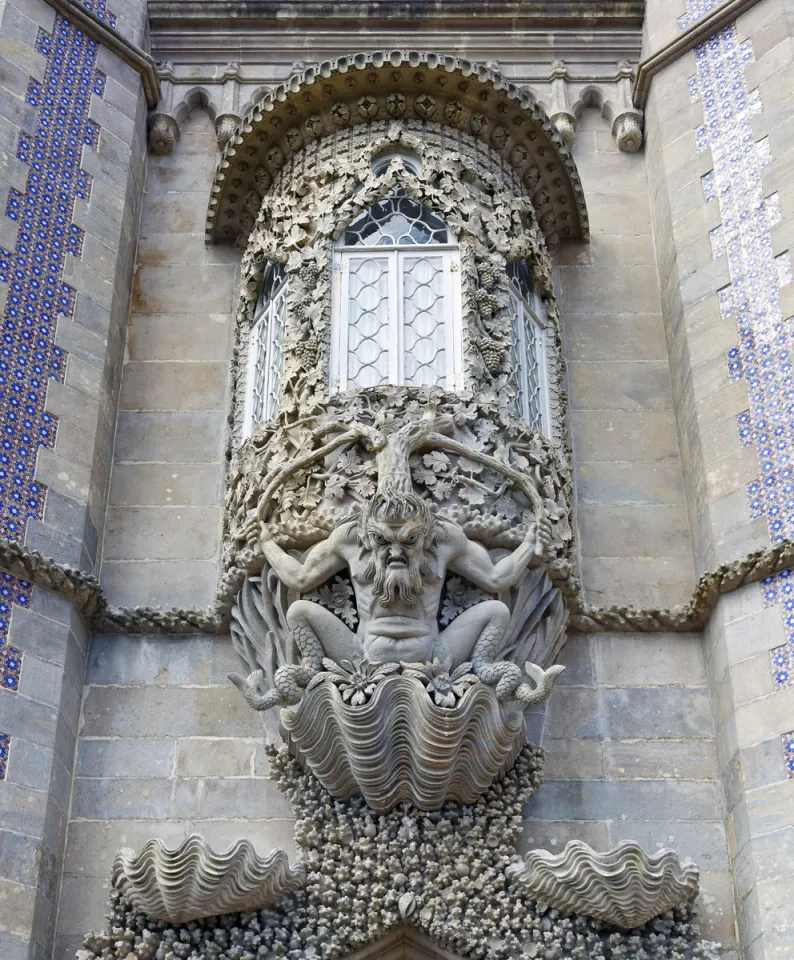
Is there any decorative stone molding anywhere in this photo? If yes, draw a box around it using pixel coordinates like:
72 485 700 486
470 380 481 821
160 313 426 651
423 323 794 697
80 747 719 960
507 841 701 930
548 60 576 147
612 111 644 153
205 50 589 247
43 0 161 106
147 112 180 154
214 112 241 147
112 837 305 923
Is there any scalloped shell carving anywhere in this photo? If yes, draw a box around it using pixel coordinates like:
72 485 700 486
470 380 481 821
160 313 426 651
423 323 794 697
280 675 525 812
507 840 700 929
112 836 305 923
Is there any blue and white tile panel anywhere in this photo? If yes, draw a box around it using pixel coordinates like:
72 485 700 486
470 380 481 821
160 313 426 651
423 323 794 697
0 3 113 771
686 13 794 696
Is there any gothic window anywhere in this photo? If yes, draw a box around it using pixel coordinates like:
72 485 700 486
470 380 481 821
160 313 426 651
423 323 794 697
243 261 287 436
507 259 551 434
330 190 463 392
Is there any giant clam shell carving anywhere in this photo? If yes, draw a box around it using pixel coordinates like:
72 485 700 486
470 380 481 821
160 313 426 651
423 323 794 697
112 836 305 923
507 840 700 929
280 675 526 811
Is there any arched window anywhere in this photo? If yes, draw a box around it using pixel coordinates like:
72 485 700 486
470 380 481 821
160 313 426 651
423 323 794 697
330 189 463 392
243 261 287 436
507 259 551 434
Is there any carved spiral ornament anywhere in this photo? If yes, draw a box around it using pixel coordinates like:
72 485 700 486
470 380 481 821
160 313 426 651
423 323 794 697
111 836 306 923
280 675 526 811
507 840 700 930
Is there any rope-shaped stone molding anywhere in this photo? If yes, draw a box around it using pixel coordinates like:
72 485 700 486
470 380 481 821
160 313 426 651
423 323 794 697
6 536 791 637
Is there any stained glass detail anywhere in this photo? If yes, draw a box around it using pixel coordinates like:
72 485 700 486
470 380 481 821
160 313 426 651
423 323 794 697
247 263 286 431
402 255 447 387
346 257 391 388
345 190 448 246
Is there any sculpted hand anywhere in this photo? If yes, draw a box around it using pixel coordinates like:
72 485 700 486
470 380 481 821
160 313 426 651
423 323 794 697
525 516 552 558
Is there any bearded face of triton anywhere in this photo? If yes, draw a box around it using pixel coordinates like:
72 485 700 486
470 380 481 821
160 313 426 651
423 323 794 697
360 493 437 607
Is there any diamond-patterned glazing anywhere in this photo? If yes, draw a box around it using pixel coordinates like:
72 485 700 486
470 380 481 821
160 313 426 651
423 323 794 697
345 190 448 246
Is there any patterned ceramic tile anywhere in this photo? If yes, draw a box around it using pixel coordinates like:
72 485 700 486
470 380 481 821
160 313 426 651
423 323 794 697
0 4 112 773
0 732 9 780
783 730 794 778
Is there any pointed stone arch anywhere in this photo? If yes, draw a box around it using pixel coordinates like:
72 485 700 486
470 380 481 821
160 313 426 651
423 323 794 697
342 926 466 960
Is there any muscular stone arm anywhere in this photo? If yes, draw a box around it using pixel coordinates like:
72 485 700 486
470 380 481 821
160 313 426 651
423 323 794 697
447 518 551 593
259 527 347 593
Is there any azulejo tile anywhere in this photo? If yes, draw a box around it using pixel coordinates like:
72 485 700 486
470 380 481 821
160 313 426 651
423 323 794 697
783 730 794 779
0 2 113 774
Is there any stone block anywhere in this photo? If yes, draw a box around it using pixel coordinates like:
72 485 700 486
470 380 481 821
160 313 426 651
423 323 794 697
210 635 244 686
571 411 681 461
554 634 592 685
5 736 52 792
543 687 603 739
741 736 789 793
175 739 258 778
171 776 292 820
745 778 794 837
71 777 174 820
103 506 221 562
602 686 714 739
607 819 729 871
119 361 228 412
100 559 219 608
53 419 95 471
9 606 70 667
0 876 37 940
524 779 722 821
734 688 794 749
75 739 176 780
113 411 225 463
568 361 673 412
0 930 30 960
563 312 668 362
602 739 719 781
559 265 662 315
127 313 231 362
0 782 47 838
109 461 222 507
576 461 686 505
729 653 777 707
520 819 611 854
580 556 695 609
541 739 604 780
577 504 693 560
132 264 236 316
0 691 56 747
592 634 706 685
87 634 211 687
45 380 100 435
18 653 64 709
721 605 786 663
81 685 263 739
54 874 111 936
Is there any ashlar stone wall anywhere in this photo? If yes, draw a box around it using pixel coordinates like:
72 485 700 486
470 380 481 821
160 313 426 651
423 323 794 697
101 109 237 610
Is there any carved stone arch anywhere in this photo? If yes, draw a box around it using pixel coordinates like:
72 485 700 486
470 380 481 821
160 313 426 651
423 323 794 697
173 85 219 127
341 927 466 960
571 83 609 122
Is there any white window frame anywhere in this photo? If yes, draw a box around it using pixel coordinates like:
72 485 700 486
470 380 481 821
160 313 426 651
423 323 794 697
242 266 287 437
330 244 464 393
508 279 552 436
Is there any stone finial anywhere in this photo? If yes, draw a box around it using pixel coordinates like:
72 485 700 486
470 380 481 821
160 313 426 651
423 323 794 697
215 113 241 148
548 58 576 147
148 112 180 155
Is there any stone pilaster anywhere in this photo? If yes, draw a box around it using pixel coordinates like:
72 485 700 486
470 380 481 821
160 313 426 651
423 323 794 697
642 1 794 956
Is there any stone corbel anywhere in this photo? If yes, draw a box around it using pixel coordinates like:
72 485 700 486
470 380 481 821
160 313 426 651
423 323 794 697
610 61 644 153
148 112 180 155
215 113 241 148
548 59 576 148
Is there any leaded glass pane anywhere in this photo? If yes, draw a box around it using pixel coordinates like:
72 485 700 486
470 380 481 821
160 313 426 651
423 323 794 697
248 264 287 431
402 254 447 387
347 256 391 388
508 285 545 433
344 189 447 246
